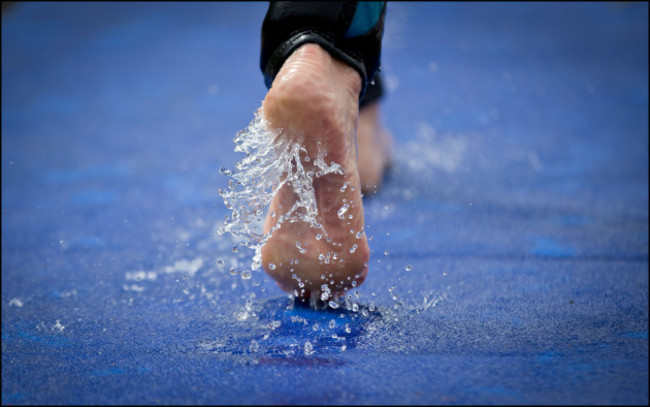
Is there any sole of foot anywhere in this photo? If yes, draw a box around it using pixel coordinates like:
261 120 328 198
357 101 393 195
260 43 371 300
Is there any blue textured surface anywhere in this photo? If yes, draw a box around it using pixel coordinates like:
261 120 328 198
2 2 648 405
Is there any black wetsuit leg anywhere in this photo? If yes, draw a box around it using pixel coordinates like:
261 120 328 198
260 1 386 106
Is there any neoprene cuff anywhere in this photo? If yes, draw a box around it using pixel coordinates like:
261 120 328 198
260 1 386 101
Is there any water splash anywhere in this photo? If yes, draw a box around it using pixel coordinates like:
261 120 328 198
218 109 345 271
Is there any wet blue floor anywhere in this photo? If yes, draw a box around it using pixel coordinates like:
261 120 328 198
2 2 648 405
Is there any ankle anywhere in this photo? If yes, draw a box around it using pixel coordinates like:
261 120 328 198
267 43 361 110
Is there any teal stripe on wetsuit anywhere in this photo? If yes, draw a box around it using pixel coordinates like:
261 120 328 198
345 1 385 38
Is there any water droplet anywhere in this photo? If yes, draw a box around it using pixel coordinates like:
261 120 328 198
329 319 336 329
304 341 314 355
217 259 224 266
337 203 350 219
315 233 322 241
249 340 259 352
268 263 276 270
349 244 357 253
405 264 412 272
384 250 390 256
241 270 252 279
328 301 339 309
232 246 239 253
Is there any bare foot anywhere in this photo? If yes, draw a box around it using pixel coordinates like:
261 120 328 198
357 101 393 195
260 43 370 300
